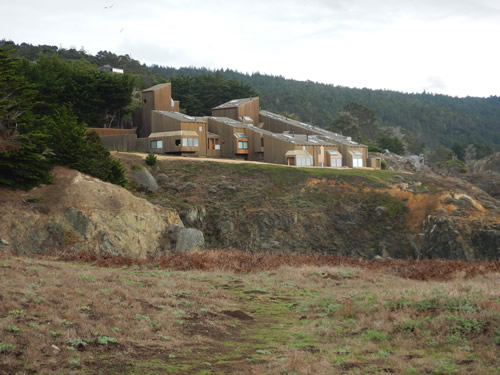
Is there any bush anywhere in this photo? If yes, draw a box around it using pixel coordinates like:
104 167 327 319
368 145 385 153
381 160 387 170
46 107 127 187
145 152 157 166
0 134 53 189
377 135 405 155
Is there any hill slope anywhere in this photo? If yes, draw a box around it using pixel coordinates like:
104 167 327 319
117 154 499 261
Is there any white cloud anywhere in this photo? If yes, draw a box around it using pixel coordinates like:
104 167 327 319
1 0 499 97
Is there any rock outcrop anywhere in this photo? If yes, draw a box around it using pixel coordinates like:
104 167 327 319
133 166 159 193
0 167 195 258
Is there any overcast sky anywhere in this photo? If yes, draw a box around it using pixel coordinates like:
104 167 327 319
2 0 499 97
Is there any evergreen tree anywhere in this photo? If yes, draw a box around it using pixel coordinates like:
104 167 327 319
0 46 52 189
327 112 360 140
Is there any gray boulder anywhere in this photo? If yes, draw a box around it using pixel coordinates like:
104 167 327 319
133 167 158 193
156 173 169 186
163 225 204 252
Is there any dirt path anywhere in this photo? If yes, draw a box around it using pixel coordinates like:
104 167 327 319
163 276 299 374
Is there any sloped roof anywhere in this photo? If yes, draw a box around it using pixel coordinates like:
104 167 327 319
209 117 246 128
148 131 198 138
285 150 312 157
153 111 205 123
260 110 367 148
143 83 170 92
213 97 258 110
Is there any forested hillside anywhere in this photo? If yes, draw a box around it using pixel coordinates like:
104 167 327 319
3 40 499 156
159 67 500 154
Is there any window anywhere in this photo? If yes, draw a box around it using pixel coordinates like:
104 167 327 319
332 158 342 167
238 141 248 149
175 139 181 146
318 149 321 155
150 140 163 149
353 158 363 167
261 137 264 147
297 156 313 166
182 138 199 147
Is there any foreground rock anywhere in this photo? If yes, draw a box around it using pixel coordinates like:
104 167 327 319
0 167 195 258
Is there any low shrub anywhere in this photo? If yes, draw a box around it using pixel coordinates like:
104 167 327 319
145 153 157 166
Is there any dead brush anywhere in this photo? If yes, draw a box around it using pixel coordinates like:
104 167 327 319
45 249 500 280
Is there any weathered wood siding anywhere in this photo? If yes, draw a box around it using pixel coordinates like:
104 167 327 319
237 98 260 126
139 84 173 138
211 107 239 121
151 112 207 156
207 118 249 159
100 134 137 152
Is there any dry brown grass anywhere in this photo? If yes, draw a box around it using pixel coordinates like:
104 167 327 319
51 248 500 280
0 251 499 374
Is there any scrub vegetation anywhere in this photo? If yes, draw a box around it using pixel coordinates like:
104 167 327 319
0 251 498 374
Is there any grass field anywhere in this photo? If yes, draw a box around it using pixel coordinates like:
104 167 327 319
0 250 499 374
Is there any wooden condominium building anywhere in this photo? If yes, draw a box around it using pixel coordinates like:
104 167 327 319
98 85 379 169
245 127 342 167
206 117 255 160
135 111 220 157
259 110 369 168
139 83 180 138
212 97 260 127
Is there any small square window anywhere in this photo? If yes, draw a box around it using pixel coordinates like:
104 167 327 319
150 140 163 149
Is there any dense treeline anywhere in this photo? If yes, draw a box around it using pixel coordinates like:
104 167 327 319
0 47 128 189
2 40 499 157
168 68 499 154
169 74 258 115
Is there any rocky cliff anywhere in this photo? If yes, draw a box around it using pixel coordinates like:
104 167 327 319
116 154 499 261
0 167 203 258
1 157 498 261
